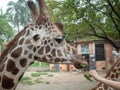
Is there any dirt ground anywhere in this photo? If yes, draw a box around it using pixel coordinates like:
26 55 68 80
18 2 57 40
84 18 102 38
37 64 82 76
16 71 100 90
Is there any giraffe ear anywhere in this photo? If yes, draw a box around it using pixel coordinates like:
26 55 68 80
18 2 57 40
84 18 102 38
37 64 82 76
55 22 64 33
27 0 38 21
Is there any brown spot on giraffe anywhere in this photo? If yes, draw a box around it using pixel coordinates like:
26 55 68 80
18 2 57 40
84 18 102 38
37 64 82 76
38 46 44 54
0 64 5 72
61 58 66 62
34 56 39 60
2 75 14 89
6 59 19 75
47 55 53 58
25 39 31 44
50 43 53 46
44 40 48 45
33 47 36 52
103 84 109 90
27 45 33 49
24 50 28 55
57 50 62 57
19 38 24 45
0 76 1 83
28 53 33 59
39 25 42 29
45 45 51 53
55 58 60 62
110 73 115 78
11 47 22 58
20 58 27 67
51 49 56 57
42 56 47 62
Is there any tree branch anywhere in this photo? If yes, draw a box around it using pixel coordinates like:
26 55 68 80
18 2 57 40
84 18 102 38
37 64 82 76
96 25 107 37
106 0 120 19
86 0 109 16
109 12 120 37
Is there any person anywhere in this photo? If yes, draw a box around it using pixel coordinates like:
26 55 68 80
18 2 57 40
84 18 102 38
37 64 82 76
88 70 120 90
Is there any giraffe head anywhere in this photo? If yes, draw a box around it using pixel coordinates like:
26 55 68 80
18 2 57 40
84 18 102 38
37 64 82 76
25 0 88 68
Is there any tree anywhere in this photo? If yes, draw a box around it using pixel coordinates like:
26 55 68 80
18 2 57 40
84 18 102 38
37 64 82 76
47 0 120 50
6 0 31 32
0 10 14 51
82 0 120 51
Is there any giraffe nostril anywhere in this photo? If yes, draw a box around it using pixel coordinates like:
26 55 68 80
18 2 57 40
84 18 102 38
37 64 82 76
54 36 64 44
33 34 40 41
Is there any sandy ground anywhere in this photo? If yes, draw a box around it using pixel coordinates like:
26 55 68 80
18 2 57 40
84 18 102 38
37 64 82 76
16 71 99 90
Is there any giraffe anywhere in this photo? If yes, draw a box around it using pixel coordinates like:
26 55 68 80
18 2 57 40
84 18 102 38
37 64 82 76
0 0 87 90
91 54 120 90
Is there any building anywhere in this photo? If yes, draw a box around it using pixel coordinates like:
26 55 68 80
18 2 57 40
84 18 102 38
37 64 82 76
50 40 115 71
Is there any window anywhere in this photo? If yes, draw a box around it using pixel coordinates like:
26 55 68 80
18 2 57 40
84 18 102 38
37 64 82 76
81 43 89 54
95 44 105 61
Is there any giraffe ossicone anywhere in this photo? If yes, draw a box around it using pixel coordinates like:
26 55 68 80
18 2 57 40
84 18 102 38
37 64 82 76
0 0 87 90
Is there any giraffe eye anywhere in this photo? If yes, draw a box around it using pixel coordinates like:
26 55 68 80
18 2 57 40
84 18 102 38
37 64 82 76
33 34 40 41
54 36 64 44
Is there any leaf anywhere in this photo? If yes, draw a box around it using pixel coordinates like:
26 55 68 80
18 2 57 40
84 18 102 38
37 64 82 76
84 74 93 82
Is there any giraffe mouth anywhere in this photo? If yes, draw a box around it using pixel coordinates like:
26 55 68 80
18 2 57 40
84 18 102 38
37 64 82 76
74 61 88 69
73 54 88 69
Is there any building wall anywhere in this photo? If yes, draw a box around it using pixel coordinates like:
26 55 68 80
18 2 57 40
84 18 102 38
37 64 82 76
50 64 76 72
89 42 94 54
104 41 114 70
77 41 114 71
50 41 115 71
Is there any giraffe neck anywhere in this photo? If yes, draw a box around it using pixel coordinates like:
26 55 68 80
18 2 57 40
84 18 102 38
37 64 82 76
91 58 120 90
0 29 35 90
0 58 31 90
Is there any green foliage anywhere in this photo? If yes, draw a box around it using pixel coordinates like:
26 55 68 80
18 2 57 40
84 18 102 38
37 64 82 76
41 62 49 67
30 61 49 67
48 74 53 77
47 0 120 42
6 0 31 32
5 0 120 43
0 13 14 50
84 74 93 82
35 79 44 83
30 61 40 67
20 77 33 85
31 72 48 77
